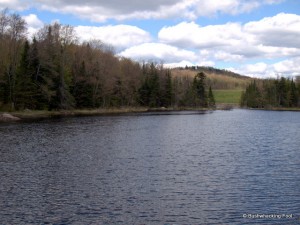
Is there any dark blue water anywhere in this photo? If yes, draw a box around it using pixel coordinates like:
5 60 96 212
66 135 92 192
0 109 299 224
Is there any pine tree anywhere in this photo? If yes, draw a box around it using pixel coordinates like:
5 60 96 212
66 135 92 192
72 61 93 108
138 63 161 107
162 69 173 107
14 40 30 109
14 40 38 109
110 77 124 107
148 63 160 107
193 72 207 107
276 77 288 107
289 79 298 107
208 86 216 108
263 79 278 107
30 37 50 110
138 76 151 106
240 81 262 108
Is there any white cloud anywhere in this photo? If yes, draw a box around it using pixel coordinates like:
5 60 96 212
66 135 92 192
164 59 215 68
158 13 300 62
1 0 286 22
244 13 300 48
22 14 44 38
159 21 244 48
194 0 260 17
36 0 187 22
164 60 195 68
273 57 300 76
20 15 152 50
22 14 43 28
119 43 198 63
75 25 151 50
229 57 300 78
198 60 216 67
42 0 179 14
214 51 244 62
0 0 29 11
115 0 196 21
245 62 268 74
227 63 272 78
114 12 299 77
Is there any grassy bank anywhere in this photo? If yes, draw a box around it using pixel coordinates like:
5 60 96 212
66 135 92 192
2 106 298 123
214 89 243 104
3 107 215 121
8 107 148 120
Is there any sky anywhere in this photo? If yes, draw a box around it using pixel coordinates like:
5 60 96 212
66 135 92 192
1 0 300 78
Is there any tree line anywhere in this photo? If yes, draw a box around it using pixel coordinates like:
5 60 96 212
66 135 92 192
0 10 215 111
241 77 300 108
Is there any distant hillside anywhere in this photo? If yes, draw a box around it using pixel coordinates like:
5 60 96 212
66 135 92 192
171 67 252 90
178 66 250 79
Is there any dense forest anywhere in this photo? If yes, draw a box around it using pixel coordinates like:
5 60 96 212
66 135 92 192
1 10 299 112
0 10 215 111
241 78 300 108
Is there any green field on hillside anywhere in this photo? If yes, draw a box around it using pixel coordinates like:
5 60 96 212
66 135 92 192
213 89 243 104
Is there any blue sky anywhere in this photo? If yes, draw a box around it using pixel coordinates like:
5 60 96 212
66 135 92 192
1 0 300 77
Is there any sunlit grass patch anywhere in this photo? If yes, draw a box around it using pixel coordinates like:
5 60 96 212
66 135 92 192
213 89 243 104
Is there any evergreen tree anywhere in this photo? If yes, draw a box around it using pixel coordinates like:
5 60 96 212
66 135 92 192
30 37 49 110
138 75 151 106
138 63 161 107
241 81 262 108
241 77 299 108
193 72 207 107
208 86 216 108
14 40 34 109
276 77 288 107
162 69 174 107
289 79 298 107
110 77 125 107
263 79 278 107
148 63 161 107
181 84 197 107
72 61 93 108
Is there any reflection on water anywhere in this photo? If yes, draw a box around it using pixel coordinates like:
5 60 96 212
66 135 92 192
0 109 299 224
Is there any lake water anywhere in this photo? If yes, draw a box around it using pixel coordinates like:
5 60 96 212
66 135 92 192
0 109 299 224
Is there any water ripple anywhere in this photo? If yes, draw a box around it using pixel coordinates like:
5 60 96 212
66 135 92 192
0 110 299 224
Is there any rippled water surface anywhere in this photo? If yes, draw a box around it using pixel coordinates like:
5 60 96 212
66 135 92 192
0 109 299 224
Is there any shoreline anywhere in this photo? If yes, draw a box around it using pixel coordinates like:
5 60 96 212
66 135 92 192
1 105 299 122
245 107 300 112
1 107 148 122
0 106 218 122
